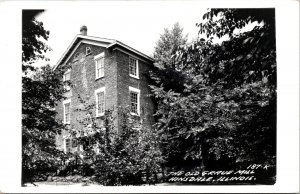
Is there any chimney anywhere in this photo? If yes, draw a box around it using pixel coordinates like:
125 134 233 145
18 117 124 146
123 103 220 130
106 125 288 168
80 25 87 36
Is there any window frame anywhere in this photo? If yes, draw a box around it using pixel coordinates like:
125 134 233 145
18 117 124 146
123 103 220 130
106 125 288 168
129 86 140 116
63 69 71 91
94 52 105 80
65 138 71 153
129 57 139 79
95 87 106 117
63 99 71 124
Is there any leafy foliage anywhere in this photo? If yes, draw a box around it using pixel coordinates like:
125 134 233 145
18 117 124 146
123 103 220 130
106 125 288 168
22 10 51 72
69 95 164 185
22 10 67 184
196 8 276 167
151 22 188 93
150 8 276 176
153 22 188 69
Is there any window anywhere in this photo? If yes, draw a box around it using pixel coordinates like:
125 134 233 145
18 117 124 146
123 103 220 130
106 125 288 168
96 58 104 78
95 87 105 117
63 69 71 91
94 52 105 79
63 99 71 124
130 92 138 114
129 86 140 115
86 47 91 55
65 138 71 153
129 57 139 79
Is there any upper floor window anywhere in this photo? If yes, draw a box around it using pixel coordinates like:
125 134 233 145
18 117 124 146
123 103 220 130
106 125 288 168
129 86 140 115
95 87 105 117
86 47 91 55
63 99 71 124
63 69 71 91
94 52 105 79
129 57 139 79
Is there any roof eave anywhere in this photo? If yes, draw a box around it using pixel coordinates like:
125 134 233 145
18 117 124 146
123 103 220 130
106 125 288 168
53 35 154 70
107 41 154 62
53 35 115 70
53 35 81 70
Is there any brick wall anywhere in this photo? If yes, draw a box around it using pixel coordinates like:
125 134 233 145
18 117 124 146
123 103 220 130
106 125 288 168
55 43 118 149
69 43 118 130
55 42 155 151
116 49 155 130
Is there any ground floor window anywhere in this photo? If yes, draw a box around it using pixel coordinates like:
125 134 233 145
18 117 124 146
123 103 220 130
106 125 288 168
65 138 71 153
95 87 105 117
63 99 71 124
129 86 140 115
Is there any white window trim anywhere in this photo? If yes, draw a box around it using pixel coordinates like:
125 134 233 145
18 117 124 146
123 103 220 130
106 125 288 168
94 52 105 80
63 138 67 153
63 99 71 124
129 57 139 79
64 138 71 153
95 87 106 117
63 69 71 81
129 86 140 116
63 69 71 91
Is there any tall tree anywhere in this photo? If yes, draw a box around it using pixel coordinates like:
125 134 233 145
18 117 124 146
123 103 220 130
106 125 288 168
153 22 188 70
22 10 66 184
150 9 276 183
151 22 188 93
22 10 50 72
196 8 276 168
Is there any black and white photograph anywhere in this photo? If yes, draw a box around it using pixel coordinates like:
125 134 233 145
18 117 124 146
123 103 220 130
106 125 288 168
0 0 299 193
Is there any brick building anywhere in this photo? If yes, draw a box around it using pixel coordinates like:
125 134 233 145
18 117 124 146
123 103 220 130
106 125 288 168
54 26 155 154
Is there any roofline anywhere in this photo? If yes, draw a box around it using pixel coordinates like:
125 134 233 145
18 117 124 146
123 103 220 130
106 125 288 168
54 34 153 70
77 34 116 43
107 41 154 62
53 35 115 70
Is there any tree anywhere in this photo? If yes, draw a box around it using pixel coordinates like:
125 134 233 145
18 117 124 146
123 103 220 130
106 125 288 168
151 22 188 93
195 8 276 168
22 10 50 72
22 10 67 184
153 22 188 69
150 9 276 183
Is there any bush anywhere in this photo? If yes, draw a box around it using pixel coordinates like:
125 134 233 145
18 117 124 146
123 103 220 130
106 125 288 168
70 96 164 185
92 152 144 186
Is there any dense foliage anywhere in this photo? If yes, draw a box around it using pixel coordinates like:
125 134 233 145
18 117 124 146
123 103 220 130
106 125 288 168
153 22 188 69
68 95 164 185
150 9 276 180
22 10 67 184
22 10 51 72
151 23 188 93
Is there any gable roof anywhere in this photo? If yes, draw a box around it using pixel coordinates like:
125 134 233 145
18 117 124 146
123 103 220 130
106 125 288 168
54 34 154 70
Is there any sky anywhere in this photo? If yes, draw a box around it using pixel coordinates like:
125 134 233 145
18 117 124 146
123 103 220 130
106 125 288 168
35 1 208 67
